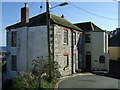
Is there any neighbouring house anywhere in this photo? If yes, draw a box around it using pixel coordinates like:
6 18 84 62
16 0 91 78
108 28 120 61
75 22 109 72
0 46 6 63
5 3 83 79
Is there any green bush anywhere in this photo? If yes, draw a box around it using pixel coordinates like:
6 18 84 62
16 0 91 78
3 56 61 89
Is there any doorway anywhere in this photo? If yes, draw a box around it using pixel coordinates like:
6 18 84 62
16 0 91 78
86 54 91 71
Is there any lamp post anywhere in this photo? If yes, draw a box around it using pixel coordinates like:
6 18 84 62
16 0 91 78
46 0 68 79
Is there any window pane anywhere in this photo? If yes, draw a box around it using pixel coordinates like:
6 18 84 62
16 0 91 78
73 32 76 45
11 31 17 47
64 30 68 44
99 55 105 63
85 34 91 43
12 55 17 70
67 55 69 66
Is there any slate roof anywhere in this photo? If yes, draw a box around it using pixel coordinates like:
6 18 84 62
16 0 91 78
74 22 104 32
6 13 82 31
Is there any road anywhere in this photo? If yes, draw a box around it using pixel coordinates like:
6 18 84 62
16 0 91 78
58 74 120 89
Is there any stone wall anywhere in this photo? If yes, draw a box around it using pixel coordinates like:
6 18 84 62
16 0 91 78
53 24 80 76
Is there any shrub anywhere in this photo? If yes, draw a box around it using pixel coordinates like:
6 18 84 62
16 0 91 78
3 56 61 89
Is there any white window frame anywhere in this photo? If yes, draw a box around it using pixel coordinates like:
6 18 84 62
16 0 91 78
73 32 76 45
63 30 68 44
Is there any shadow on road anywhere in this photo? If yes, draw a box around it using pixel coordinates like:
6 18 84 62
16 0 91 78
58 88 120 90
92 71 120 80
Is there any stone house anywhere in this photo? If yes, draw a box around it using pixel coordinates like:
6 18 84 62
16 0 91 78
108 28 120 61
5 4 83 79
75 22 109 72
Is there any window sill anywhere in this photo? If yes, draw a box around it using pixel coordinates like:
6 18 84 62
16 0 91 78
12 69 17 71
63 43 68 45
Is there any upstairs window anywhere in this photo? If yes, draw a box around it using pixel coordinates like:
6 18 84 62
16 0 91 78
11 31 17 47
73 32 76 45
99 55 105 63
11 55 17 70
85 34 91 43
63 30 68 44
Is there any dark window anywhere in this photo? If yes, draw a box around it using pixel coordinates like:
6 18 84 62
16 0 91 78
99 55 105 63
64 55 69 66
67 55 69 66
63 30 68 44
11 31 17 47
7 32 9 46
11 55 17 70
85 34 91 43
73 32 76 45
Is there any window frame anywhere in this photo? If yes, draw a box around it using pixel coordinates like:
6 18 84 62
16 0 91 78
85 34 91 43
66 55 69 66
73 32 76 45
63 30 68 44
99 55 105 63
11 31 17 47
11 55 17 70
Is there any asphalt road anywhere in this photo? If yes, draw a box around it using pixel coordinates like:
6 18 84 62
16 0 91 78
58 74 120 89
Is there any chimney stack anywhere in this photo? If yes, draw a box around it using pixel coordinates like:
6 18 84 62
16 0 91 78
21 3 29 24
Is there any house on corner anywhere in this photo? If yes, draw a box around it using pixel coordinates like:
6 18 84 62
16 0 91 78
5 3 83 79
75 22 109 72
108 28 120 61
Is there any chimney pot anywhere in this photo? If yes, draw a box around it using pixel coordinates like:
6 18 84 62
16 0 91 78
25 3 28 7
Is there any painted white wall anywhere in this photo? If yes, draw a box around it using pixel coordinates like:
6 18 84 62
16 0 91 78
85 31 109 71
6 25 48 79
17 27 28 72
27 26 48 69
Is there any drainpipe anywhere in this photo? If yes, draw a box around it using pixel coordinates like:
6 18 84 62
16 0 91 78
26 27 28 71
83 32 86 70
71 29 74 74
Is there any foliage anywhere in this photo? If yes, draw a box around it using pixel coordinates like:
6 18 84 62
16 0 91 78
4 72 39 89
3 56 61 89
2 62 6 73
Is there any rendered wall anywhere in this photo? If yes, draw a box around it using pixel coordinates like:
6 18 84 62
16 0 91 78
85 31 109 71
27 26 48 69
109 47 120 60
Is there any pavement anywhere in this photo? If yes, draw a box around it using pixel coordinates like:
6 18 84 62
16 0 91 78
55 73 120 90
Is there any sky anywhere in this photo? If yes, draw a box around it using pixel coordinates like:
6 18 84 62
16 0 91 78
1 1 119 46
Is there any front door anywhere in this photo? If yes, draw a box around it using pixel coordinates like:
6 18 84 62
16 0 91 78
86 55 91 71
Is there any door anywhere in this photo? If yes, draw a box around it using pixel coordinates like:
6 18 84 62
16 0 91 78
86 55 91 71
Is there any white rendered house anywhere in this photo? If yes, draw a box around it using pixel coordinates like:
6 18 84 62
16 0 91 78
5 4 83 79
75 22 109 72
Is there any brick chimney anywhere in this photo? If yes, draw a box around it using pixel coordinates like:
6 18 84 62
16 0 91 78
21 3 29 24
